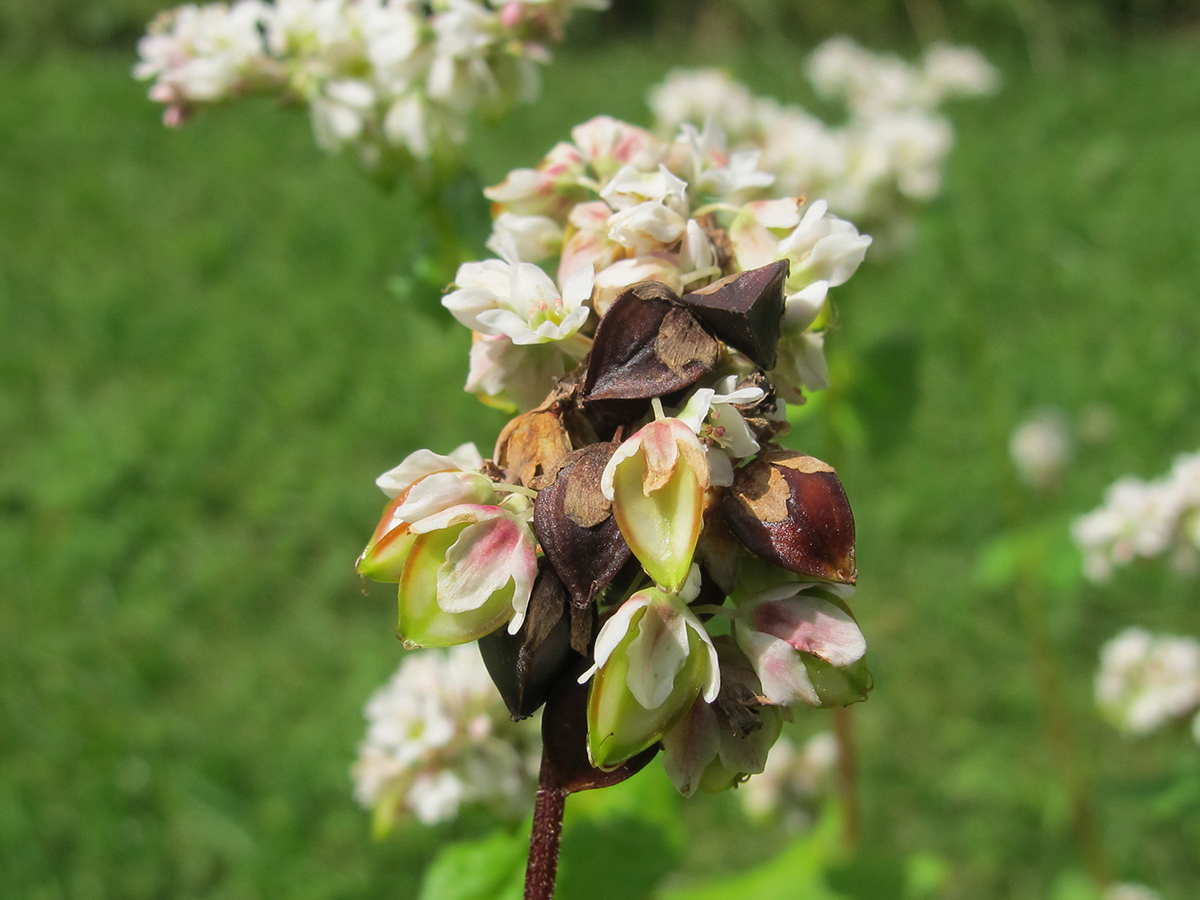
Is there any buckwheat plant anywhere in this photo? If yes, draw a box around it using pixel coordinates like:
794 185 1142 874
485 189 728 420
135 0 607 180
358 115 872 898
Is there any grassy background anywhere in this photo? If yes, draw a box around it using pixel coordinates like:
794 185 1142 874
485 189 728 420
2 29 1200 900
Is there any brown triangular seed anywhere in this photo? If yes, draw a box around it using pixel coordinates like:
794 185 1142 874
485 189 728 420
681 260 788 369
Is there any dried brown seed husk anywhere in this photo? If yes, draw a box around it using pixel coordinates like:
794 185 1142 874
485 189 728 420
494 408 574 489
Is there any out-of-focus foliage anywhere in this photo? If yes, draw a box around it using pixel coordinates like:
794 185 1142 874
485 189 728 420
3 0 1199 54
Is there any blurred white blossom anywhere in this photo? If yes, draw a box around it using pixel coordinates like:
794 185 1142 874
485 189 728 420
740 731 838 830
1095 628 1200 735
647 38 998 240
1009 409 1071 490
1073 450 1200 581
352 645 540 831
1103 884 1163 900
137 0 609 176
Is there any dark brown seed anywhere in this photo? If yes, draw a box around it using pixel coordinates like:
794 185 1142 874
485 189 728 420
582 281 717 402
478 563 578 720
722 450 856 584
534 442 632 608
680 259 789 369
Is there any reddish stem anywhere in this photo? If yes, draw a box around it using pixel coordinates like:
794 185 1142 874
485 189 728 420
524 753 568 900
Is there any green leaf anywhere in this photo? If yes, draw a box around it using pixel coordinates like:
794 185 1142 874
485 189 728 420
417 830 527 900
658 808 848 900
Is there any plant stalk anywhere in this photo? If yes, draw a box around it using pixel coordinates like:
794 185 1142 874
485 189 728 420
524 751 568 900
832 705 861 850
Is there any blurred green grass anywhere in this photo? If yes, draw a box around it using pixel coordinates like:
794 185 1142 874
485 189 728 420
2 34 1200 900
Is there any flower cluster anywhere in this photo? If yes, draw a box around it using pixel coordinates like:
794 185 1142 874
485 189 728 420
359 119 873 797
1072 451 1200 581
1095 627 1200 742
352 643 541 830
647 38 998 239
135 0 607 175
450 114 871 411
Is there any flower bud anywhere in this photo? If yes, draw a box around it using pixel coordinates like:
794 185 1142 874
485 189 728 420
357 469 498 583
602 417 709 592
396 505 538 649
582 588 719 770
735 584 869 707
357 493 418 582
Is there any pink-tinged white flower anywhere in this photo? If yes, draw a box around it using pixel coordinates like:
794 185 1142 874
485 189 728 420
397 498 539 647
443 256 593 347
570 116 665 181
360 444 492 582
465 333 573 413
735 584 869 708
601 414 711 592
557 199 622 284
486 212 564 264
484 141 586 219
730 198 870 294
581 584 720 770
375 443 486 499
352 644 540 832
135 0 274 119
1095 628 1200 735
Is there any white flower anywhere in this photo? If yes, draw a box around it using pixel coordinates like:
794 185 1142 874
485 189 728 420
465 333 572 412
1095 628 1200 734
375 443 486 498
606 201 688 254
486 213 564 263
677 376 766 460
599 164 689 213
444 257 593 346
591 254 682 316
1009 410 1071 490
